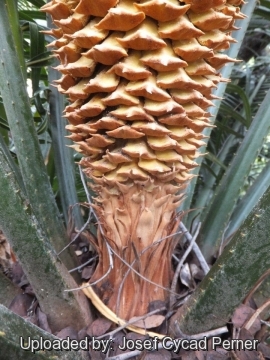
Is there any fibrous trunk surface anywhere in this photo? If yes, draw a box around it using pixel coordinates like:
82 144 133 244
42 0 244 320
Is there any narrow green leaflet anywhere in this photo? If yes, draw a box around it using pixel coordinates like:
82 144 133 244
19 9 46 20
226 83 252 127
200 88 270 258
205 152 227 171
255 7 270 21
219 103 249 128
226 159 270 239
47 29 84 228
5 0 27 79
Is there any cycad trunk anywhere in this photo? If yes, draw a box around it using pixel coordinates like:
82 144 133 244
42 0 244 320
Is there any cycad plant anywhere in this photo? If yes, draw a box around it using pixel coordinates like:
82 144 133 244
41 0 246 320
2 0 270 357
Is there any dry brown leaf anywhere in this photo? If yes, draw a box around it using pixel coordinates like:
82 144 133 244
9 293 34 317
206 349 228 360
195 350 206 360
10 261 24 285
235 328 261 360
258 343 270 359
78 327 88 341
181 352 203 360
24 314 39 326
86 317 112 337
81 265 95 280
232 304 261 335
180 263 195 289
56 326 78 340
113 331 133 356
37 307 52 333
190 263 205 281
89 347 106 360
140 348 171 359
148 300 167 313
129 314 165 329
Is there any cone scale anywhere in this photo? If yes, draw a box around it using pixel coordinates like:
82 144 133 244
42 0 244 320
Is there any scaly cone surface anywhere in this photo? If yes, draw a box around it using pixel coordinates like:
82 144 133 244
42 0 244 320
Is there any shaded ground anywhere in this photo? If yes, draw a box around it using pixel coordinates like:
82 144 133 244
1 230 270 360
